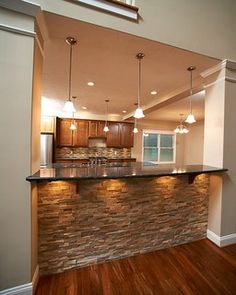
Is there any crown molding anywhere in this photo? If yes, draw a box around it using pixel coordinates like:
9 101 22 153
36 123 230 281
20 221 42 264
0 0 41 17
0 23 35 37
201 59 236 78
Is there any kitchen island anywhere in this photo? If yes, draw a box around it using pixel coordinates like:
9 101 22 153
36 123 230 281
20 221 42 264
27 163 227 275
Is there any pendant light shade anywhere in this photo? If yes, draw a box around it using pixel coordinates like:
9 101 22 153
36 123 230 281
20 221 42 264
185 66 196 124
64 100 76 113
69 112 77 130
103 99 110 132
63 36 77 113
174 114 189 134
134 53 145 119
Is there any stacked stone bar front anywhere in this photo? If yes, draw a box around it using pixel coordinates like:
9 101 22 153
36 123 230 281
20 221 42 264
38 174 209 275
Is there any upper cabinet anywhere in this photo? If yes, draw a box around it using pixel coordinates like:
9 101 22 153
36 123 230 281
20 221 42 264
73 120 89 147
106 122 134 147
88 121 106 138
56 118 73 146
106 122 121 147
120 123 134 148
56 118 134 148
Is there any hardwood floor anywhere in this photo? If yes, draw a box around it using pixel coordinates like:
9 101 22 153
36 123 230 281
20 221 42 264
36 239 236 295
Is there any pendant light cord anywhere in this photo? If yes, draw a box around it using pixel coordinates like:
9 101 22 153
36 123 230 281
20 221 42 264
68 43 73 102
138 57 141 107
189 69 193 113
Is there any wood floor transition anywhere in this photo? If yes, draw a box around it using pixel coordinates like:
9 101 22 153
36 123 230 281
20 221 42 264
36 239 236 295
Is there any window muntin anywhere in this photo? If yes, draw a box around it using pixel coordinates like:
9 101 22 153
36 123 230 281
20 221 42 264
143 131 175 164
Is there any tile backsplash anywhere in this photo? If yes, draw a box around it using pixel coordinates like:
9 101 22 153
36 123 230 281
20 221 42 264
56 147 131 159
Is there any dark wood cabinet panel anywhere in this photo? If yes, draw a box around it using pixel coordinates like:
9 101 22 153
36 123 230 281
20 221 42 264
56 118 73 146
106 122 121 147
73 120 89 147
88 121 97 137
97 121 106 138
120 123 134 147
88 120 106 138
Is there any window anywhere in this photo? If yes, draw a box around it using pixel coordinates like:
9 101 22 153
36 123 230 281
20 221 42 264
143 130 176 163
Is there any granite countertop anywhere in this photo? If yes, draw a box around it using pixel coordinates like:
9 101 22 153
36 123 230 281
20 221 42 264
56 157 136 160
26 162 227 182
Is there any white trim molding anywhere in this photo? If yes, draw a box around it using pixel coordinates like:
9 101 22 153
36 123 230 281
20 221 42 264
67 0 139 20
0 24 35 38
201 59 236 78
207 229 236 247
0 283 32 295
0 265 39 295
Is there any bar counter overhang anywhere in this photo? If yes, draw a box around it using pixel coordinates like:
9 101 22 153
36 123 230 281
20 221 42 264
26 162 227 182
27 163 227 276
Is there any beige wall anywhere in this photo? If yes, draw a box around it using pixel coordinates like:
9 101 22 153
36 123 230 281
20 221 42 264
31 25 43 289
131 119 185 165
184 121 204 165
0 9 35 290
36 0 236 60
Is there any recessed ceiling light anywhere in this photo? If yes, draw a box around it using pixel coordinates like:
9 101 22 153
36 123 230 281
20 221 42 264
82 106 87 110
87 82 95 86
122 110 127 113
151 90 157 95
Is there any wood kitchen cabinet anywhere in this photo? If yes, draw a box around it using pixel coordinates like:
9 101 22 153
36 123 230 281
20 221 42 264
72 120 89 147
106 122 121 147
88 121 106 138
56 118 73 146
120 123 134 147
106 122 134 147
56 118 88 147
57 118 134 148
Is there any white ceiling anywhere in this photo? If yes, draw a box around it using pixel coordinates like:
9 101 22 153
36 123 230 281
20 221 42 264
42 12 219 121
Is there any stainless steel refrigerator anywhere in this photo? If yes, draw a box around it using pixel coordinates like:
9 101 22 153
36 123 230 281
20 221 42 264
40 133 54 166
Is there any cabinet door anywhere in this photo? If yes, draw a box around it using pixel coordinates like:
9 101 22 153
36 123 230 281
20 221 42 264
106 122 120 147
88 121 97 137
56 118 73 146
97 121 106 138
73 120 89 147
120 123 134 147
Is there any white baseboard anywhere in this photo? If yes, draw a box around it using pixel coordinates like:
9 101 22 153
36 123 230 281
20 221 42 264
0 265 39 295
207 229 236 247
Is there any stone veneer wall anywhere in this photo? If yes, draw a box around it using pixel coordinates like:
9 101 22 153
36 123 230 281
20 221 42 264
38 174 209 275
56 147 131 159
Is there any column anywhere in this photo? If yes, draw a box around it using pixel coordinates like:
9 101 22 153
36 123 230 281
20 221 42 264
201 60 236 246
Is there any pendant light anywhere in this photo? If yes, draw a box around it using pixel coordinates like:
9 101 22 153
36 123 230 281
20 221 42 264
134 53 145 119
174 114 189 134
63 36 77 113
103 99 110 132
70 112 77 130
185 66 196 124
133 118 138 133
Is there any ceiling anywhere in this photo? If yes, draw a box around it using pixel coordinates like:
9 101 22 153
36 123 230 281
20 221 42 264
42 12 219 121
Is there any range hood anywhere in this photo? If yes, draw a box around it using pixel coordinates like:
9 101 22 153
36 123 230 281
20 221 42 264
88 138 106 148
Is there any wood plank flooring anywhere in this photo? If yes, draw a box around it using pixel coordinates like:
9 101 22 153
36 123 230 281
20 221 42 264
36 239 236 295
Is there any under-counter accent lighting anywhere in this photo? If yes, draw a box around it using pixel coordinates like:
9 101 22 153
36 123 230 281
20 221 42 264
103 99 110 132
174 114 189 134
63 37 77 113
134 53 145 119
185 66 196 124
87 81 95 86
151 90 157 95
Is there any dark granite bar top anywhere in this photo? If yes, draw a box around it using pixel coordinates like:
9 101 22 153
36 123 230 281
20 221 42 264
26 162 227 182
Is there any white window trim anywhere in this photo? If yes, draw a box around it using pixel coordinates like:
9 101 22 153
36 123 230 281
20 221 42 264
142 130 176 164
